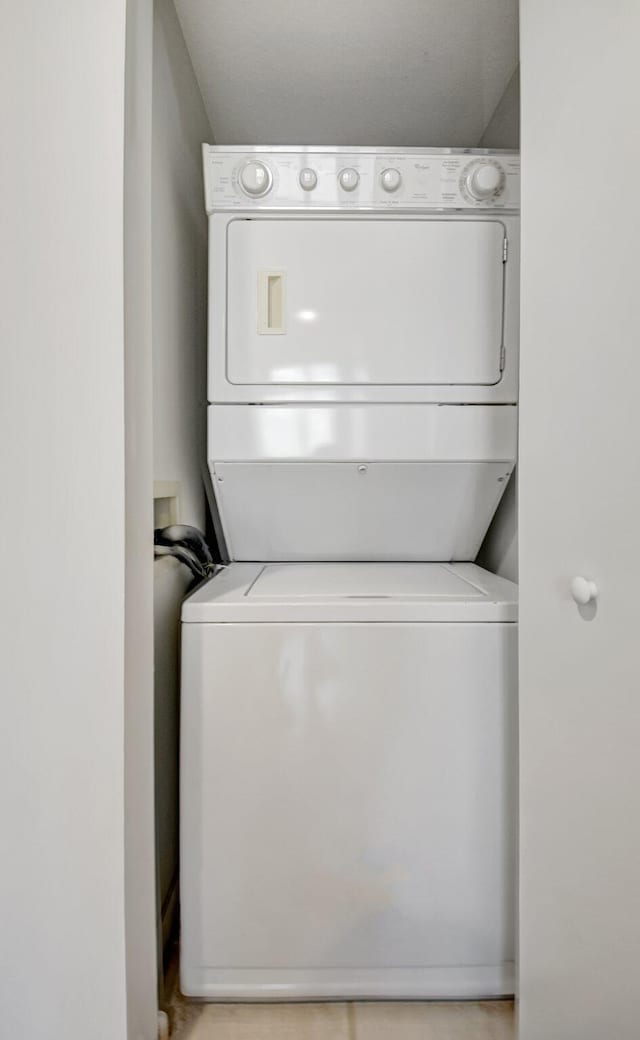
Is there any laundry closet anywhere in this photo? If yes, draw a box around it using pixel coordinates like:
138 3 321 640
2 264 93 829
153 0 520 999
145 2 640 1037
178 142 519 1003
6 3 640 1039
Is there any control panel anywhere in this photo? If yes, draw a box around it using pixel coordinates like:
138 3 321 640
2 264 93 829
203 147 520 212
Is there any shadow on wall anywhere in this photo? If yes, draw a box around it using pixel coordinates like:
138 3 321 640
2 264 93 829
478 468 517 583
151 0 214 978
479 66 519 150
477 69 519 580
154 556 191 953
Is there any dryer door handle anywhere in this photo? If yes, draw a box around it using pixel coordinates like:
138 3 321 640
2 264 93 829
257 270 286 334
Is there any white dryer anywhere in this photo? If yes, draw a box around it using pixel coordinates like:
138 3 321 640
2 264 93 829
181 148 520 1000
203 146 520 562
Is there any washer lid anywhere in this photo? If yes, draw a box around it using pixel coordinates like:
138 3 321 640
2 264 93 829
182 562 517 623
249 562 486 599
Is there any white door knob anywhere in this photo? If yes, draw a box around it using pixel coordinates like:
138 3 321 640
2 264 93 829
571 576 599 606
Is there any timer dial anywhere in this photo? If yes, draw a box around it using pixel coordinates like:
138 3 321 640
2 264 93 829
462 160 505 201
239 160 272 197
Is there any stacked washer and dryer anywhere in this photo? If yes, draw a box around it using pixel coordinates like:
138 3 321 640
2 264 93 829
181 147 520 1000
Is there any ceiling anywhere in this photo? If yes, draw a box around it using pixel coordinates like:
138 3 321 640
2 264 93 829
174 0 519 147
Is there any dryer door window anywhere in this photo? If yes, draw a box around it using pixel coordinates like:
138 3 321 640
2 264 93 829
226 218 505 387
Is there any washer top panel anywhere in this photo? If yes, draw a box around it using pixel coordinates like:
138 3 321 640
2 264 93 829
203 146 520 213
248 562 486 599
182 563 518 623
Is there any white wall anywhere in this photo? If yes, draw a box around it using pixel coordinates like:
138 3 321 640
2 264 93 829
0 3 134 1037
153 0 211 531
124 1 160 1035
152 0 212 936
175 0 518 148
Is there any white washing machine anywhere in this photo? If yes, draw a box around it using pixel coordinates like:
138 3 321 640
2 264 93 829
181 147 520 1000
181 562 517 1000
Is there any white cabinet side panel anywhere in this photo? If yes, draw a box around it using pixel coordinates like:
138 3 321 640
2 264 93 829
519 4 640 1037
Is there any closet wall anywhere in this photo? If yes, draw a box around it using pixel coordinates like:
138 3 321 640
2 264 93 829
152 0 212 947
150 0 519 950
480 66 520 150
477 67 519 582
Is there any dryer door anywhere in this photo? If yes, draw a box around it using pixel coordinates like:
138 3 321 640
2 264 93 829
225 217 506 391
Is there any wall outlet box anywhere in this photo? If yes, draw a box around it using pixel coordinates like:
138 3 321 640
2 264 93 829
154 482 180 529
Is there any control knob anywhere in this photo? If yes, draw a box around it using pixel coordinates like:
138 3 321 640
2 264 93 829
464 161 504 201
339 168 360 192
299 167 317 191
239 160 272 197
381 168 402 193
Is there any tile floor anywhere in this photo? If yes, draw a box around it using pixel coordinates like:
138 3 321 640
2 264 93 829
173 1000 515 1039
